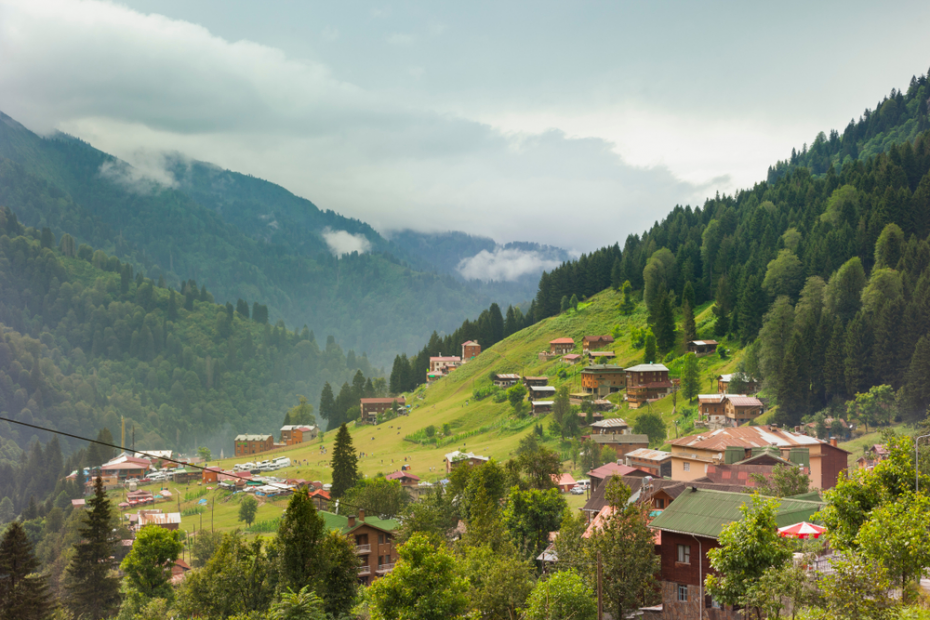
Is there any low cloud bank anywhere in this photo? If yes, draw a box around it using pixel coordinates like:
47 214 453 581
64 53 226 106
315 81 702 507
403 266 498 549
322 228 372 256
457 248 562 282
98 152 179 194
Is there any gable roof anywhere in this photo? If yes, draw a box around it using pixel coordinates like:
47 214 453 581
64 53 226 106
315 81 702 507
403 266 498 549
549 338 575 344
319 510 399 535
625 448 672 461
670 425 843 452
648 488 823 538
625 363 669 372
590 418 629 429
584 335 615 343
726 396 764 408
461 340 479 346
386 471 421 482
587 462 642 479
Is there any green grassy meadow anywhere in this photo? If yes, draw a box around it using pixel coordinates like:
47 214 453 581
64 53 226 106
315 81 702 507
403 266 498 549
121 288 747 536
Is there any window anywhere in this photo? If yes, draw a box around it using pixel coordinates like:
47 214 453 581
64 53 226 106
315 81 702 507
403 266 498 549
677 585 688 602
656 498 665 509
677 544 690 564
683 462 690 472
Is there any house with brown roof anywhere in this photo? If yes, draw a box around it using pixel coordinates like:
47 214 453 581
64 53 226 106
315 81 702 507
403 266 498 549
523 376 549 388
717 373 760 394
724 395 764 425
581 365 625 396
667 426 849 489
625 363 673 408
582 335 615 352
385 471 421 487
359 397 406 424
461 341 481 360
586 463 649 491
528 385 557 400
586 434 650 459
549 338 575 355
686 339 719 356
100 455 152 481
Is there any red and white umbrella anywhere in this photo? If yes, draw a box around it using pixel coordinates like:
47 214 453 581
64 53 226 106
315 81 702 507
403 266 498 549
777 522 825 539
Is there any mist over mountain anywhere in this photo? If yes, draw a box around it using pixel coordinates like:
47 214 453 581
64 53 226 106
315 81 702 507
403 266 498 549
0 113 565 366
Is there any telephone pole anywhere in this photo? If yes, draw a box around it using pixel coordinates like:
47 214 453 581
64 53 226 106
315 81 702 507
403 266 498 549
596 550 603 620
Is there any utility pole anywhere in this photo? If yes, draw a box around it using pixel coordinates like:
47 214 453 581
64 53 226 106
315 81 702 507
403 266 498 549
596 550 603 620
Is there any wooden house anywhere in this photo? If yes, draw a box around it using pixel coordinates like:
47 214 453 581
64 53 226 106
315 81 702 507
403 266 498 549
549 338 574 355
686 340 718 356
461 341 481 360
359 397 406 424
582 335 614 353
624 363 672 408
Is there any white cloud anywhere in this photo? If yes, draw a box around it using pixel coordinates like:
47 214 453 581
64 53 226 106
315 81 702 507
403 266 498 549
0 0 718 251
322 228 371 256
98 150 179 193
457 248 563 282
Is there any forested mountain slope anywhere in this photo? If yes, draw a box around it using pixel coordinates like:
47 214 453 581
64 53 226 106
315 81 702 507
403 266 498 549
0 206 376 463
396 69 930 432
526 75 930 428
0 113 524 365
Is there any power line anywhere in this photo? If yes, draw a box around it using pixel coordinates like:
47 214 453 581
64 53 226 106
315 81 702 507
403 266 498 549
0 415 392 518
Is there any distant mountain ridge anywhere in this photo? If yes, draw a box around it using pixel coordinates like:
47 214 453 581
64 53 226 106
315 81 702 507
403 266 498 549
0 112 568 366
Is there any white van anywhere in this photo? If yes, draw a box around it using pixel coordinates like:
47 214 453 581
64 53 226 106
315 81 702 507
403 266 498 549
272 457 291 469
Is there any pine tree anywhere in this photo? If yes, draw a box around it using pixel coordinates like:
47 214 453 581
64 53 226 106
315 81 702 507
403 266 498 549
569 294 579 310
330 424 360 499
0 521 53 620
488 303 504 345
643 331 657 364
682 281 695 310
351 370 366 400
620 281 635 315
738 275 766 342
167 289 178 321
844 314 873 397
902 335 930 419
653 291 676 354
504 305 517 337
682 299 696 343
64 477 120 619
681 353 700 401
823 320 847 400
560 296 570 313
236 298 250 319
611 258 623 290
277 489 326 593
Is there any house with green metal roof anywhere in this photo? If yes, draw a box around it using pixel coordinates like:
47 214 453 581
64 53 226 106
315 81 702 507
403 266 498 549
645 488 823 620
319 510 400 586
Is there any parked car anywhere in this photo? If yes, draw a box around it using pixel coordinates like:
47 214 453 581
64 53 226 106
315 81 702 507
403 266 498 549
570 485 586 495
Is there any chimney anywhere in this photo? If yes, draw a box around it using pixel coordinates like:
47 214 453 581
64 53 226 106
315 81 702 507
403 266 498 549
348 515 356 527
358 508 365 522
830 438 838 448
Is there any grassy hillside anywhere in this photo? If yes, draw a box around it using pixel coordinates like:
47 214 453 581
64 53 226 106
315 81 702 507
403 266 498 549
194 288 741 522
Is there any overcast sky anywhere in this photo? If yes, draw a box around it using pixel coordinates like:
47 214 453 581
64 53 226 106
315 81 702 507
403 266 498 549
1 0 929 254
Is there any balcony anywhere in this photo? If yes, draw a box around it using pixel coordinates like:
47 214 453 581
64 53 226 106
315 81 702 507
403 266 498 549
357 565 371 576
377 563 395 573
355 544 371 554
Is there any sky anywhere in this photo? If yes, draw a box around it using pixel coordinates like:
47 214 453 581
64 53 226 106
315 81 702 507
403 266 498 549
1 0 929 255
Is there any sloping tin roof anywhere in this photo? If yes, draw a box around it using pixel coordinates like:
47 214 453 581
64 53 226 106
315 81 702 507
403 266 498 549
590 418 628 428
648 488 823 539
319 511 399 535
549 338 575 344
625 363 669 372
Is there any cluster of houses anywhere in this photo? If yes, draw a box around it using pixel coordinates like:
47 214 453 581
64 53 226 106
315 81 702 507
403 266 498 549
426 341 483 383
530 423 854 619
233 424 319 458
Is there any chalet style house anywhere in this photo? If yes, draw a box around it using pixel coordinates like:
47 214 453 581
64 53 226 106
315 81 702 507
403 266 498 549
549 338 575 355
581 365 625 396
234 434 274 457
625 363 673 408
667 426 849 489
461 340 481 359
647 489 822 620
716 373 760 394
582 334 614 352
321 509 399 586
697 394 764 428
359 397 406 424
